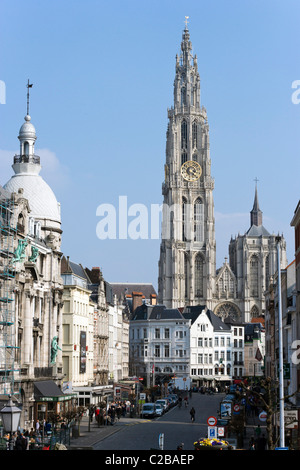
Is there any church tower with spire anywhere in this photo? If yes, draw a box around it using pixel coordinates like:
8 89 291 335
158 21 288 323
158 21 216 309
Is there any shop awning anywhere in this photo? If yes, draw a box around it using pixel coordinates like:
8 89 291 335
34 381 76 402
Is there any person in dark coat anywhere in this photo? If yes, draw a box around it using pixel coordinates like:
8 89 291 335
190 407 195 422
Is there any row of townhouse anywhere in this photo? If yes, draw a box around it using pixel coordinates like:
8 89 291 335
129 296 265 390
263 200 300 410
60 258 130 407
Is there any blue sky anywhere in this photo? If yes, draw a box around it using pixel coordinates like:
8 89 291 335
0 0 299 289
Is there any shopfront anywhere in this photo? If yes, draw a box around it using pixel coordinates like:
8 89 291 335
34 380 76 423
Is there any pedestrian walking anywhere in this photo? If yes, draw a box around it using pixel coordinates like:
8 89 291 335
190 407 195 422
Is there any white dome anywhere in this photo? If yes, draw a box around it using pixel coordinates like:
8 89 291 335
4 173 61 223
19 115 36 140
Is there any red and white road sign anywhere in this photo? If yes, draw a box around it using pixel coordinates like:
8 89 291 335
207 416 217 426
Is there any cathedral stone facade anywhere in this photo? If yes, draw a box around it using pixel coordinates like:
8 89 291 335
158 25 287 323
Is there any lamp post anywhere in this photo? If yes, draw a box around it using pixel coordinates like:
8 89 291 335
276 236 285 448
0 396 22 450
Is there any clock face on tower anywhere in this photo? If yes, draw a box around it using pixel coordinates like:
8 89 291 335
181 160 202 181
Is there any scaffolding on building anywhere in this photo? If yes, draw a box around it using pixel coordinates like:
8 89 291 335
0 194 19 397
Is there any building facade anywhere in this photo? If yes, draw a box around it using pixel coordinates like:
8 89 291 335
1 110 73 429
129 304 190 388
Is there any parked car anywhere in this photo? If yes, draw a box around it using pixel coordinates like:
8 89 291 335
155 399 169 412
155 403 164 416
169 394 178 405
140 403 157 419
167 395 177 406
166 396 175 407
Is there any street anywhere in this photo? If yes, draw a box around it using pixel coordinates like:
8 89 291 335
93 392 226 450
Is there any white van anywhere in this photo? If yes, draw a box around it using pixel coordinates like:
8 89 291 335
140 403 157 419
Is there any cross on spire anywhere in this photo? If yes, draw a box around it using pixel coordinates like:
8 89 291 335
184 16 189 30
26 79 33 115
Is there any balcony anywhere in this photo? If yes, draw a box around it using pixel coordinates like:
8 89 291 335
14 154 40 165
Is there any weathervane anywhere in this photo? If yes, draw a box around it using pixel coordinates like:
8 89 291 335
26 79 33 115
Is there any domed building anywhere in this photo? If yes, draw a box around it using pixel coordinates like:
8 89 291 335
1 107 72 429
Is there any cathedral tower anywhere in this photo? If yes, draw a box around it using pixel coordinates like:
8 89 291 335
158 23 216 309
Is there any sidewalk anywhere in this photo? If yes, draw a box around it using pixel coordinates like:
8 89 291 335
67 415 144 450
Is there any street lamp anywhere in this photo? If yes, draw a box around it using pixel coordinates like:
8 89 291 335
276 236 285 448
0 396 22 450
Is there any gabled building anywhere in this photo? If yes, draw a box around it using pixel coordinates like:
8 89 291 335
182 306 232 388
61 256 95 404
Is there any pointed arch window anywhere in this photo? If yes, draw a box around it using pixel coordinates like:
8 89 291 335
194 198 204 242
181 120 187 149
265 255 270 289
181 152 188 165
192 121 198 148
182 197 187 241
195 253 204 297
184 252 189 299
250 255 259 297
181 87 186 106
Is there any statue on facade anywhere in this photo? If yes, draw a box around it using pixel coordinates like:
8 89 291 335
12 238 28 263
28 246 39 263
50 336 61 364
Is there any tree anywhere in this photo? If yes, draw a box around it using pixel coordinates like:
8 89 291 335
238 376 297 450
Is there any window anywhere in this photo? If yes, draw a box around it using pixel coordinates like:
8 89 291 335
154 345 160 358
192 121 198 148
194 198 204 242
181 87 186 107
155 328 160 339
181 120 187 148
250 255 259 297
195 253 204 297
164 344 170 357
164 328 170 339
182 198 187 241
181 152 187 165
184 253 189 299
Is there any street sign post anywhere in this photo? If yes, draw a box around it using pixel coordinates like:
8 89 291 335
207 416 217 426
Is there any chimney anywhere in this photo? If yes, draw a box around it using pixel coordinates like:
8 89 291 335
150 294 157 305
132 291 143 312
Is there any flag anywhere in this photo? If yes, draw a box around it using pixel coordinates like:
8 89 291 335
255 348 262 361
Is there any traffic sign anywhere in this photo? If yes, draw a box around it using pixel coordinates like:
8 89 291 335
233 404 240 414
207 416 217 426
208 426 217 438
259 411 267 422
217 427 225 437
